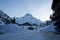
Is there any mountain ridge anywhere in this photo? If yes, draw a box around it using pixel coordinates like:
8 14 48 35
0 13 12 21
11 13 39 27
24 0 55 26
16 13 43 26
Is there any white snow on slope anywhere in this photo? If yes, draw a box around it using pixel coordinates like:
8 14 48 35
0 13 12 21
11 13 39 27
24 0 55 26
40 25 56 32
0 24 25 33
0 23 56 33
0 24 37 33
16 13 42 26
0 10 11 21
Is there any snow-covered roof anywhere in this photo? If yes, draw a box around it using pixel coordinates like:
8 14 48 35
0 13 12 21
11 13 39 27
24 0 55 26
0 21 5 25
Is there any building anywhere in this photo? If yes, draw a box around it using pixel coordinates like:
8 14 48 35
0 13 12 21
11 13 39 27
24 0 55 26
20 22 33 26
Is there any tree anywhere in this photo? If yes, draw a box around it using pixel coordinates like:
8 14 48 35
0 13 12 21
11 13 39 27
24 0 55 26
12 16 16 23
51 0 60 32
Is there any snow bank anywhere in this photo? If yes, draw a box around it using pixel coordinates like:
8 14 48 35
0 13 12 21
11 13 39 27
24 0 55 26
40 25 56 32
0 24 25 33
0 24 38 33
0 21 5 25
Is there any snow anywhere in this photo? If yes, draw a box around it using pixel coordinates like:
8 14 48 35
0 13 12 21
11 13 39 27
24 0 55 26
16 13 42 26
0 23 60 40
0 24 26 33
0 11 60 40
40 25 56 32
0 24 38 33
0 10 11 20
0 30 60 40
0 21 5 25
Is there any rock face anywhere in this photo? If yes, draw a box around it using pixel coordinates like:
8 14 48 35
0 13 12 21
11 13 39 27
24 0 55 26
0 10 13 24
50 0 60 32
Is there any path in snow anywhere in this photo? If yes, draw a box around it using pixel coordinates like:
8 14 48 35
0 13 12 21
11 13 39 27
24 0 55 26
0 30 60 40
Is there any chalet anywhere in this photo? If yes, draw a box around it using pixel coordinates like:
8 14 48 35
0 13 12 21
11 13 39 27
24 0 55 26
20 22 33 26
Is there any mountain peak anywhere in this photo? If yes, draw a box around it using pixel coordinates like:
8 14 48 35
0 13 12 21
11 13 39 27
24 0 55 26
24 13 33 18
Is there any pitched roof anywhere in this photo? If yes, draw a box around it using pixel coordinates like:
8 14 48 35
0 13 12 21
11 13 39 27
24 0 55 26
20 22 32 26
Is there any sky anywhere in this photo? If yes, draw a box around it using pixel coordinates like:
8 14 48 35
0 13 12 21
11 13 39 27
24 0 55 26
0 0 53 21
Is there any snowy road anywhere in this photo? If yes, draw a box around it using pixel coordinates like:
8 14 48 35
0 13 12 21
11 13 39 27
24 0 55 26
0 30 60 40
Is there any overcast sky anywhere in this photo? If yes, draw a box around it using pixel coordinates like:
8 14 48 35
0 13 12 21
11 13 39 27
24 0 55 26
0 0 53 21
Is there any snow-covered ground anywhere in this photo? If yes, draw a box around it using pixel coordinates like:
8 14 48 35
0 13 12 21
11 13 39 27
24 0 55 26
0 30 60 40
0 24 28 33
39 25 56 32
0 24 38 33
0 24 60 40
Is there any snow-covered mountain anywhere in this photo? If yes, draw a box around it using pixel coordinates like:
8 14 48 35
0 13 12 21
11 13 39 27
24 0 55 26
0 10 43 26
16 13 43 26
0 10 12 24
